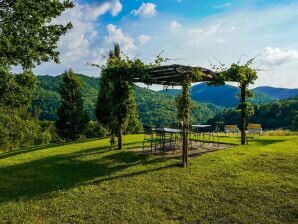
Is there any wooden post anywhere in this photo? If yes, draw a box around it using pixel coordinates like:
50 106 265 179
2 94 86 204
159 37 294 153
118 125 123 150
182 78 190 167
240 83 246 145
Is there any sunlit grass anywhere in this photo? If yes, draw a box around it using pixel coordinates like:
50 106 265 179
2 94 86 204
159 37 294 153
0 134 297 223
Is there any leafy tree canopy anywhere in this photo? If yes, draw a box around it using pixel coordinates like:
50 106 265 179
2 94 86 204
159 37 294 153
0 0 74 69
0 67 36 108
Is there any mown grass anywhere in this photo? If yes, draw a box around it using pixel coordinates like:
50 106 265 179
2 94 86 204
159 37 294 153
0 134 297 223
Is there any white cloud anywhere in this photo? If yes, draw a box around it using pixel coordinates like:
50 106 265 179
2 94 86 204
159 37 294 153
33 1 125 75
188 22 221 38
105 24 136 51
229 26 236 31
214 2 231 9
53 5 94 64
50 1 123 65
216 38 225 43
84 0 122 21
169 20 182 33
138 34 152 45
261 47 298 66
131 3 157 17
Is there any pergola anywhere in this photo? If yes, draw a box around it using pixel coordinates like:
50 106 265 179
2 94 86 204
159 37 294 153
133 64 222 167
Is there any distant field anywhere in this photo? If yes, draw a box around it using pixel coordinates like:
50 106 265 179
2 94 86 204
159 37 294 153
0 135 297 223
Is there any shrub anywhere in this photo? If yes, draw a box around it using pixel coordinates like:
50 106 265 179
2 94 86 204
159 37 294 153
84 121 109 138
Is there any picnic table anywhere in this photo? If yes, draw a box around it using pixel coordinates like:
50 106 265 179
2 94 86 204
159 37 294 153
155 128 182 152
191 124 218 145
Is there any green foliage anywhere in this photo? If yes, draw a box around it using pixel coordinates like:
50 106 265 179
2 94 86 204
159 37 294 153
84 121 109 138
56 70 90 141
33 74 98 120
222 60 258 116
0 67 39 150
33 74 223 127
0 67 37 108
95 44 143 147
211 59 259 144
208 99 298 130
136 86 222 126
96 69 113 126
294 115 298 128
0 107 38 150
0 0 74 149
34 121 57 145
174 82 191 125
0 0 73 69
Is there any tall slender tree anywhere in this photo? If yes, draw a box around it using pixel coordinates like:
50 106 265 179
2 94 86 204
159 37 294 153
96 43 142 149
95 44 121 127
56 70 89 141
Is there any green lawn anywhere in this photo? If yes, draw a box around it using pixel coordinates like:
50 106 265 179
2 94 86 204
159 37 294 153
0 135 297 223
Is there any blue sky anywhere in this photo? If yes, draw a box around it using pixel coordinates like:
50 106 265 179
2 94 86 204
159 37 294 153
34 0 298 88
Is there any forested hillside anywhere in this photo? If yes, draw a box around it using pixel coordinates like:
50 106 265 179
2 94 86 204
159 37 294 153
33 74 223 127
160 83 286 107
253 86 298 99
33 74 298 129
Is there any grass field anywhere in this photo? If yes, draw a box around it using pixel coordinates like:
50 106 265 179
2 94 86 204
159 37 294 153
0 134 297 223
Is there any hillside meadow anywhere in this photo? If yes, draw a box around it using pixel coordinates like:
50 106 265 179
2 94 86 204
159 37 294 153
0 134 297 223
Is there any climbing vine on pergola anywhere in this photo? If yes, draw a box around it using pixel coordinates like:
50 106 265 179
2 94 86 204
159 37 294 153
135 64 224 167
106 59 257 167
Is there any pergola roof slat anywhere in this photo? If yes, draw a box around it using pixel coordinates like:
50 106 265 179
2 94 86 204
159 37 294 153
137 64 216 86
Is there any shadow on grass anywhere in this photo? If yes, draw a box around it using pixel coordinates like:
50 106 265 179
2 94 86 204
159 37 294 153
0 137 109 160
249 138 287 146
0 145 174 203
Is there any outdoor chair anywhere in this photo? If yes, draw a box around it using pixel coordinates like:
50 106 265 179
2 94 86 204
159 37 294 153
247 123 262 135
154 128 177 154
143 125 156 153
224 125 240 135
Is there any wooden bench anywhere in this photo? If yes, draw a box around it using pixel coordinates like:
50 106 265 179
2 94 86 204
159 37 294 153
224 125 240 135
247 123 262 135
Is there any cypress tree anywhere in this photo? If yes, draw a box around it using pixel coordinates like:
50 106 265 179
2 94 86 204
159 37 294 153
56 70 89 141
96 43 142 149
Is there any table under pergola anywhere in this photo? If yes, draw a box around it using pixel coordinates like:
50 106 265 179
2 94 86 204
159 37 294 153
133 64 222 167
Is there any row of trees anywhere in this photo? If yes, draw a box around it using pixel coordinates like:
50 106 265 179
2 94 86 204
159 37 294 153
208 98 298 130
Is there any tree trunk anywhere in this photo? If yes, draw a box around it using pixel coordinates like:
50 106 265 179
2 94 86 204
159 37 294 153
182 80 190 167
241 84 246 145
118 127 123 150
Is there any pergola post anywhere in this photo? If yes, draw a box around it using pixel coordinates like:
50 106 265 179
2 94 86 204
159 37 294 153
182 77 190 167
135 64 220 167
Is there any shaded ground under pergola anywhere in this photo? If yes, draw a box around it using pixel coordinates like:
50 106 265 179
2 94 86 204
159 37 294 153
133 64 224 167
131 141 232 160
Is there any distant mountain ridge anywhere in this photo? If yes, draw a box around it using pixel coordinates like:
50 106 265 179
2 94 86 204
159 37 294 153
159 83 297 107
253 86 298 99
33 74 223 126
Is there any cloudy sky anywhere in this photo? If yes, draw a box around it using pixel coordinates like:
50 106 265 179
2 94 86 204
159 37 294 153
34 0 298 88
